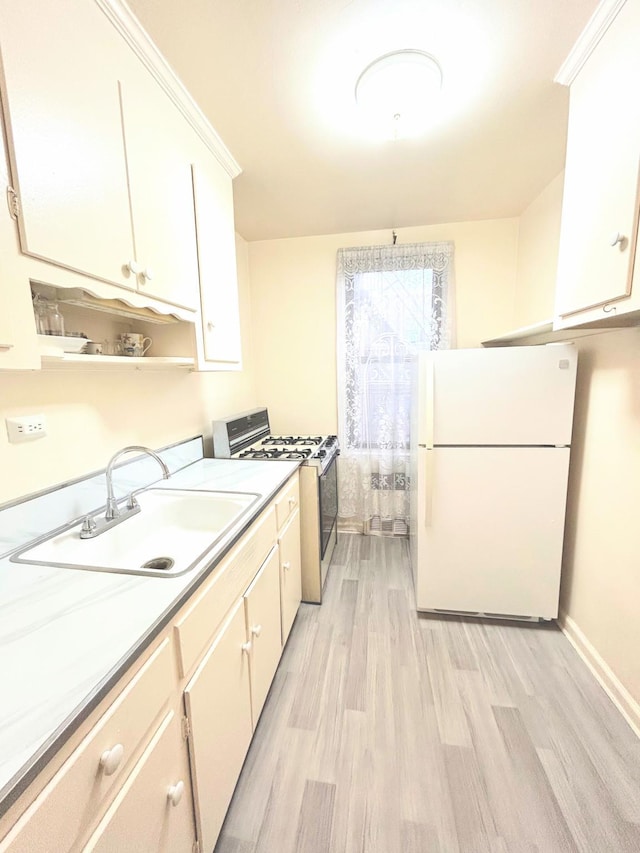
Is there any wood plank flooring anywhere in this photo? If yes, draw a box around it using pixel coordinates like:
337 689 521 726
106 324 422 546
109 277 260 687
215 534 640 853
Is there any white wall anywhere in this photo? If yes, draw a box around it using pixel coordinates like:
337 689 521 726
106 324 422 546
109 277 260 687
248 218 519 435
0 234 258 504
562 328 640 715
515 177 640 719
514 171 565 326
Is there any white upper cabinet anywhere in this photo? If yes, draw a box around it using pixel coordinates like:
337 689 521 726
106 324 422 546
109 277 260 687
192 154 242 369
0 0 238 316
554 0 640 328
119 75 200 311
0 0 135 289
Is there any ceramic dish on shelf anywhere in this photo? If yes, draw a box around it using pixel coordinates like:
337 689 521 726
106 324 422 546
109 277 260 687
36 334 91 354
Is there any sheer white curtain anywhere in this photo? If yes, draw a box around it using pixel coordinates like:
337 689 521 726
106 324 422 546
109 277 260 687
336 241 454 535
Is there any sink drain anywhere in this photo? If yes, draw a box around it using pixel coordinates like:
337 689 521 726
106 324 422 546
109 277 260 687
141 556 175 572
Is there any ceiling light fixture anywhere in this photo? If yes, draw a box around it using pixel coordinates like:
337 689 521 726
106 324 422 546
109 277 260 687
354 49 442 140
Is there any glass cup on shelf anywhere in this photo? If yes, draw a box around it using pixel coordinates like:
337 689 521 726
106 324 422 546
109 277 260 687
43 302 65 336
102 339 123 356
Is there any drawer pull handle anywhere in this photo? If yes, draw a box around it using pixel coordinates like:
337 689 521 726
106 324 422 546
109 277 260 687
250 624 263 637
99 743 124 776
241 641 252 654
167 780 185 807
283 561 291 571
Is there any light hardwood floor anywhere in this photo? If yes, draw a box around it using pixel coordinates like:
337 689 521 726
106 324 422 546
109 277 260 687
215 534 640 853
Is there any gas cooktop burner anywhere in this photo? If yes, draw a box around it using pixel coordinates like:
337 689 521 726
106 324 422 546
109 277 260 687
262 435 323 446
238 447 313 461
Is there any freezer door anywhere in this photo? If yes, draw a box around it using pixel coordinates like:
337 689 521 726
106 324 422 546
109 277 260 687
414 446 570 619
425 345 577 446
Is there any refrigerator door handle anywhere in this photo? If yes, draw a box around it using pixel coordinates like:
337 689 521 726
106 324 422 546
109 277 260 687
425 447 434 528
425 354 435 450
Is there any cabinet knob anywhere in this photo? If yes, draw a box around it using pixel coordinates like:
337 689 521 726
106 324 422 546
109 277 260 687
288 497 296 507
609 232 625 247
241 640 252 654
207 321 215 332
99 743 124 776
250 624 263 637
142 267 154 281
126 260 141 275
167 780 185 807
283 561 291 571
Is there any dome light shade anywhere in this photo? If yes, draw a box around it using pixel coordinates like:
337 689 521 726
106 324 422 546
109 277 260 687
355 49 442 139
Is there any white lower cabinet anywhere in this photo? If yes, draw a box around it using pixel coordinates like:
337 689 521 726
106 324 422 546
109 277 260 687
0 474 302 853
183 599 253 853
279 509 302 645
0 638 175 853
244 546 284 726
83 710 195 853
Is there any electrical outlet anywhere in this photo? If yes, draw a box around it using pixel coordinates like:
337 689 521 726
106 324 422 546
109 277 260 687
6 414 47 443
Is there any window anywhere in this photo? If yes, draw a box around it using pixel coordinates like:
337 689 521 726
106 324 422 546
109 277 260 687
336 241 454 533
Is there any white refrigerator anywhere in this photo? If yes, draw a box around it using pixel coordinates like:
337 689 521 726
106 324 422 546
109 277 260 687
409 344 578 620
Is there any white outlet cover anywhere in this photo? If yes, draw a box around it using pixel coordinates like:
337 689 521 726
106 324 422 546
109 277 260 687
6 415 47 443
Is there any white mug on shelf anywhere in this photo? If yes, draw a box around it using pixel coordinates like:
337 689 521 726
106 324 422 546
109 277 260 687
120 333 152 357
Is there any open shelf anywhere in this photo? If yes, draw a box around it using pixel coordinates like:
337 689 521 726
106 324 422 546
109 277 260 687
481 319 617 347
40 353 194 370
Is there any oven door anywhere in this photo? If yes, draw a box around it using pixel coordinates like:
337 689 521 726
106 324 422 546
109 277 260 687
318 454 338 558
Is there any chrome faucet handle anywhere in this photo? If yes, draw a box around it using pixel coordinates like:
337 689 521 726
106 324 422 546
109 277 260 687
127 492 141 510
81 514 97 534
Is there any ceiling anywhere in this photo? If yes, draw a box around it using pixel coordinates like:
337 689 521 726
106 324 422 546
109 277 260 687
126 0 600 242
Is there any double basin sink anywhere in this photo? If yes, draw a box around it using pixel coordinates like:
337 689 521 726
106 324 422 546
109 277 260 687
11 488 260 578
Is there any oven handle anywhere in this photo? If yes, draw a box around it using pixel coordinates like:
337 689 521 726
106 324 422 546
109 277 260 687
319 452 338 559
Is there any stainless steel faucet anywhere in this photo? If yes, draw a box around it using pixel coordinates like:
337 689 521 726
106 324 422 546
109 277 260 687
80 445 170 539
105 445 170 519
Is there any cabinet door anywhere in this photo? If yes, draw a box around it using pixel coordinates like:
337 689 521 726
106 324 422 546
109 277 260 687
555 0 640 320
244 546 283 726
279 509 302 645
0 0 135 288
119 74 200 311
0 639 174 853
184 599 252 853
83 710 194 853
192 158 242 367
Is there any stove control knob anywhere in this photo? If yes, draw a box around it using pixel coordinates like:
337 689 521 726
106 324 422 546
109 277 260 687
318 449 326 458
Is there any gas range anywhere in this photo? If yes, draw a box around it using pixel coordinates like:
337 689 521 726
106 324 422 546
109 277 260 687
212 408 339 604
235 434 338 467
212 409 339 473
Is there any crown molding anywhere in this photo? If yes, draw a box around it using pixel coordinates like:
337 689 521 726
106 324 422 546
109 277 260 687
96 0 242 179
555 0 627 86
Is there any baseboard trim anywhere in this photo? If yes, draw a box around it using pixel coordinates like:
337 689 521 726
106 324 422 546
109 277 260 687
558 609 640 740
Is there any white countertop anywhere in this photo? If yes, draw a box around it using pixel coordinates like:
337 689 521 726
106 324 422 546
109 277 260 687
0 457 299 813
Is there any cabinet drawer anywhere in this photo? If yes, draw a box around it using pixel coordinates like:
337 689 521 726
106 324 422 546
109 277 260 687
174 505 277 678
0 638 174 853
274 474 300 531
83 710 194 853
